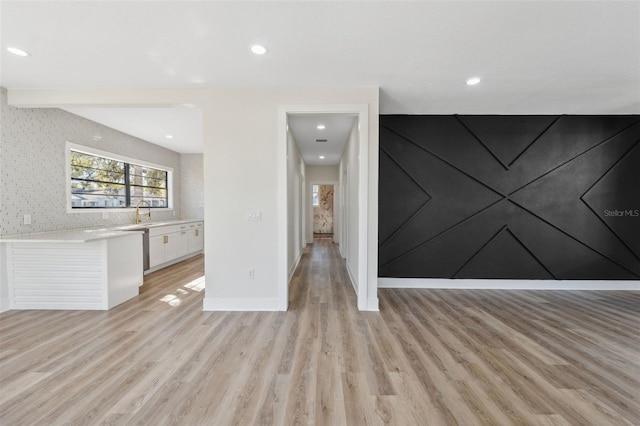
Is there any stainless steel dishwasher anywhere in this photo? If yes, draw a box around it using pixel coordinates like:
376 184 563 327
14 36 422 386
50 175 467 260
142 228 150 271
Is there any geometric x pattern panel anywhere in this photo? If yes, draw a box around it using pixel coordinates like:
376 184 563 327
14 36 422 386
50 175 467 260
379 115 640 280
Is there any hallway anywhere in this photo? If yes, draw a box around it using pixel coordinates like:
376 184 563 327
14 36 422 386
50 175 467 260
0 239 638 424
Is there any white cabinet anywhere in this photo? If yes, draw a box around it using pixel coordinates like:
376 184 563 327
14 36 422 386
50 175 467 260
148 221 204 271
149 234 166 268
187 222 204 253
175 229 188 258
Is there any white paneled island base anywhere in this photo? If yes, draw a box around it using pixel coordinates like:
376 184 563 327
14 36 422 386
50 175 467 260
2 230 143 310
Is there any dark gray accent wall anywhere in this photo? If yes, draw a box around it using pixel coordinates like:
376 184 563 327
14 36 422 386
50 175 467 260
379 115 640 280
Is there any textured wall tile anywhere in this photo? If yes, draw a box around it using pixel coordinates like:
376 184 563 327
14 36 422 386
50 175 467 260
0 88 182 236
180 154 204 220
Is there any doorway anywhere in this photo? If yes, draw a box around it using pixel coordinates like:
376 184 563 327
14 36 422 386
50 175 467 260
312 184 334 239
279 104 378 312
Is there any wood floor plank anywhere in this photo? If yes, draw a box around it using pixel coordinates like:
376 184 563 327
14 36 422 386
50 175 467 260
1 244 639 425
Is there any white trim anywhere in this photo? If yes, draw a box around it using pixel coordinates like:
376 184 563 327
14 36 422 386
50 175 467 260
378 278 640 290
365 296 380 311
339 244 346 259
144 250 203 275
66 141 174 212
356 108 369 310
202 297 280 311
288 250 304 282
67 141 174 171
346 260 358 295
278 108 289 311
0 244 8 313
279 104 375 312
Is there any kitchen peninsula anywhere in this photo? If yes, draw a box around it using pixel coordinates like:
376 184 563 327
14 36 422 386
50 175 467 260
0 229 143 310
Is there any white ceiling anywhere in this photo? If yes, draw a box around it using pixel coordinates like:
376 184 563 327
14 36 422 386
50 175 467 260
288 115 356 166
62 107 203 153
2 1 639 154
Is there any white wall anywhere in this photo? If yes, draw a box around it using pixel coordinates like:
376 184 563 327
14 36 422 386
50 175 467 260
180 153 204 220
339 119 360 291
6 87 380 312
0 88 182 237
204 89 378 311
287 128 306 281
306 165 339 182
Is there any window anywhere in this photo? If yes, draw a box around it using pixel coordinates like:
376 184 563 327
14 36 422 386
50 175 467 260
68 144 171 209
312 184 319 206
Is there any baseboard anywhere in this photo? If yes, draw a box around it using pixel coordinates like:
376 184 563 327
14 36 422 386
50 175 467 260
288 250 304 282
202 297 281 311
145 250 203 275
378 278 640 290
346 261 358 295
364 297 379 311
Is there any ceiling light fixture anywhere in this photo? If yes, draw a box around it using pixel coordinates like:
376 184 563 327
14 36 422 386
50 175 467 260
317 124 325 130
250 44 268 55
165 134 174 139
466 77 481 86
7 47 30 57
319 155 325 159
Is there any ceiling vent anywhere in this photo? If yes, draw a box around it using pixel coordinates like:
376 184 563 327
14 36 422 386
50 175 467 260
315 139 328 143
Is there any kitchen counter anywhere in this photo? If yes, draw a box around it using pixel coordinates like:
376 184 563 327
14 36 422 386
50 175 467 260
1 230 143 310
129 219 203 228
0 219 203 243
0 219 204 310
0 228 143 243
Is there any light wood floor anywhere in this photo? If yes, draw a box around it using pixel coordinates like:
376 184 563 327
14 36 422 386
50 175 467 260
1 239 639 425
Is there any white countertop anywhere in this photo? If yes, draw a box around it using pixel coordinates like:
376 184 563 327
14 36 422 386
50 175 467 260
0 219 203 243
0 229 144 243
120 219 203 229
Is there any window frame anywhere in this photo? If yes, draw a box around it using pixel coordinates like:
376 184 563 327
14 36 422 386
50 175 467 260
66 142 174 213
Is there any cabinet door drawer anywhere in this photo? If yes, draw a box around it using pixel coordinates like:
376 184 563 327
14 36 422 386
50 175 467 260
149 235 165 268
149 225 179 237
188 228 204 253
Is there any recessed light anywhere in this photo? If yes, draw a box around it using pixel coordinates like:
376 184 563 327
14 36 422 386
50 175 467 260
165 134 174 139
7 47 30 57
319 155 325 159
466 77 481 86
251 44 268 55
317 124 326 130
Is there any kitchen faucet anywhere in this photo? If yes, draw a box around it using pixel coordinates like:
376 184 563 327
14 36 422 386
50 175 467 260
135 200 151 224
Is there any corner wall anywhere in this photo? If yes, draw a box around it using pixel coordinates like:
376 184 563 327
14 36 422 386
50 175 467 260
180 153 204 220
287 128 305 281
203 88 378 311
339 119 361 291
